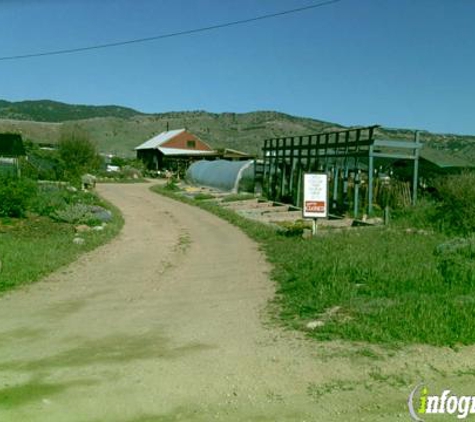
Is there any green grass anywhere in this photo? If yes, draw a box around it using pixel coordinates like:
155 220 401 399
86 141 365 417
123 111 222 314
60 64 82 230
193 193 215 201
0 197 123 293
221 193 256 202
151 184 475 347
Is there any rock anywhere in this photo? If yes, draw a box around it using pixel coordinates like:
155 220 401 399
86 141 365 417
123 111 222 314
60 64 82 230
75 224 90 233
90 206 112 222
81 173 97 190
306 320 325 330
73 237 85 245
92 225 104 231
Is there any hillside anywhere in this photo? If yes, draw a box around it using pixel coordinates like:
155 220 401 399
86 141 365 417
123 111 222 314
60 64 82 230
0 100 342 156
0 99 142 122
0 99 474 162
377 127 475 166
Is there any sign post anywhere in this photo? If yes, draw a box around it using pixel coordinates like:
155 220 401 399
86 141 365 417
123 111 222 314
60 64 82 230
303 173 328 236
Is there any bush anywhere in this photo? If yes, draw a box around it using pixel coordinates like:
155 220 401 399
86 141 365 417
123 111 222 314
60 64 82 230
435 172 475 235
52 203 99 225
435 236 475 287
391 197 439 230
163 180 181 191
0 176 37 217
30 184 70 216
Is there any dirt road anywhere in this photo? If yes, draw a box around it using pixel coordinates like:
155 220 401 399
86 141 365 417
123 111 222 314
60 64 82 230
1 183 474 422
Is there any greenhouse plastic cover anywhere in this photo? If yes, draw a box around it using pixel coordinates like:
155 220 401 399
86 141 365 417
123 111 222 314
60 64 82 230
186 159 254 192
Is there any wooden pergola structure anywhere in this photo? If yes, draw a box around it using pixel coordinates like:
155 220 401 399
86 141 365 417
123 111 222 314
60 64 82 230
256 125 422 216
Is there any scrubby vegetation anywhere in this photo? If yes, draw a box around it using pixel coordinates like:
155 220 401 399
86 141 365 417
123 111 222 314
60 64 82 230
0 176 122 293
152 172 475 346
433 172 475 235
0 176 37 218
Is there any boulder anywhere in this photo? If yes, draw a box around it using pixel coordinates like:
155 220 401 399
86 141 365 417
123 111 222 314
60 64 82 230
73 237 85 245
90 206 112 222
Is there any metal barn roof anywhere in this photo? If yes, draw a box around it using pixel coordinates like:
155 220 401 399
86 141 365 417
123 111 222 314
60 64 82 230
135 129 186 150
158 147 217 156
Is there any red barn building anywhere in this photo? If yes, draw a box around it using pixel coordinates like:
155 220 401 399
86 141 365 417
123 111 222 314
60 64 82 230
135 129 217 173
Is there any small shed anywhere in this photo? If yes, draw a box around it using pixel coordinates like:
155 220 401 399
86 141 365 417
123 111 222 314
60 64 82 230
135 129 217 172
388 146 475 180
0 133 25 157
0 133 25 176
217 148 254 161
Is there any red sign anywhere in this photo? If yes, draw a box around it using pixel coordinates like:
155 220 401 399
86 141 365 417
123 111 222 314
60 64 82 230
305 201 326 213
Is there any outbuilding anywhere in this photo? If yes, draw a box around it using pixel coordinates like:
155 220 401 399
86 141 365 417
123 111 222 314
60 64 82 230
0 133 25 176
135 129 217 173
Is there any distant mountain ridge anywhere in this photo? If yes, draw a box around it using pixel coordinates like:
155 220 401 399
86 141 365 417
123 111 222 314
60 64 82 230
0 99 474 164
0 99 143 122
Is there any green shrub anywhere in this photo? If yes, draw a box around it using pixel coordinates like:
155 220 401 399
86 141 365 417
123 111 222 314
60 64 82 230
0 176 37 218
435 236 475 287
163 180 181 191
51 203 99 225
435 172 475 235
30 184 98 216
31 185 70 216
391 197 439 230
275 220 309 237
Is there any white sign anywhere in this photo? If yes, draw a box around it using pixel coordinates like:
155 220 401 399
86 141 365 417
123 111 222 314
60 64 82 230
303 173 328 218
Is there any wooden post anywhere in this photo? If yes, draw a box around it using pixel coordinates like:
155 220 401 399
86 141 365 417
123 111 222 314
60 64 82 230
262 139 268 197
307 135 312 171
289 137 295 195
354 170 360 218
368 145 374 215
269 139 276 199
296 166 303 208
273 138 281 200
412 131 420 206
384 205 390 225
281 158 286 200
332 166 339 210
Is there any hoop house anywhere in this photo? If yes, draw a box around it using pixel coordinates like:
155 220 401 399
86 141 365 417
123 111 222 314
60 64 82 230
186 160 254 192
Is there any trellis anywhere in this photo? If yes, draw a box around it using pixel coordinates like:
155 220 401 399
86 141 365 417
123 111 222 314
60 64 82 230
256 126 422 217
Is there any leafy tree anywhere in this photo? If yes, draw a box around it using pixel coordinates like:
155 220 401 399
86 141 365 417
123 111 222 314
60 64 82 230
57 125 101 184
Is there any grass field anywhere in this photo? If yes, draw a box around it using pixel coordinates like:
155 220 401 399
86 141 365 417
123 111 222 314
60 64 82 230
152 183 475 347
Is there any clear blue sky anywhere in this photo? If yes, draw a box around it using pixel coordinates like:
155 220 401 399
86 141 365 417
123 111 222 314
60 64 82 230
0 0 474 135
